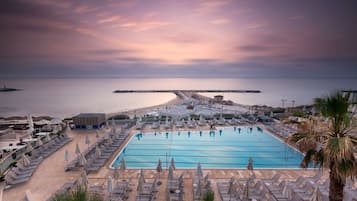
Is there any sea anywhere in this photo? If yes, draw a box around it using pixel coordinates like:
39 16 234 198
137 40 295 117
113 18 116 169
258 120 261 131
0 78 356 118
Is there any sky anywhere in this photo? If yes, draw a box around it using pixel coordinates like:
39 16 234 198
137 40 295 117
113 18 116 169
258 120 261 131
1 0 357 78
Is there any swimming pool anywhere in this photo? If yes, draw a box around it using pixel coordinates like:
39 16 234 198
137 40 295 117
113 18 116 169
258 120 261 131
111 126 304 169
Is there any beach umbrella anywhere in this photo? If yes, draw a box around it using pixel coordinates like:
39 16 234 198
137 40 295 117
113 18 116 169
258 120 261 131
95 131 100 139
120 157 127 171
113 165 120 180
85 135 90 147
81 170 88 189
120 157 126 179
247 157 253 171
156 159 162 184
65 149 69 162
107 176 113 193
46 134 51 142
137 169 145 192
79 153 87 167
75 143 81 155
140 168 145 181
26 143 33 153
196 177 202 197
95 146 101 158
203 174 209 183
111 118 115 127
107 137 113 145
228 177 236 200
168 165 174 180
22 154 31 167
196 162 203 177
37 138 43 147
170 158 176 170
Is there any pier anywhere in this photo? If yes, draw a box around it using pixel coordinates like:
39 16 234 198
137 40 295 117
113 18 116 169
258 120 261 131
113 89 261 93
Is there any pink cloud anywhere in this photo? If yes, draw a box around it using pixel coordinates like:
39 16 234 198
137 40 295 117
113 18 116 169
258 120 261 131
98 16 121 24
210 18 230 25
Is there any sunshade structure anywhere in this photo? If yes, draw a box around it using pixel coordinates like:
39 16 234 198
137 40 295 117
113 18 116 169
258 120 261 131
168 165 174 180
120 157 127 179
22 154 31 167
247 157 253 171
156 159 163 184
170 158 176 170
75 143 81 155
85 135 90 147
196 162 203 177
26 143 33 153
79 153 87 167
137 169 146 193
95 145 101 158
107 176 113 193
64 149 69 162
113 165 120 180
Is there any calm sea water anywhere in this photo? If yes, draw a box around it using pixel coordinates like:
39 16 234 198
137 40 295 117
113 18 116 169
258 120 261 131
111 126 304 169
0 78 355 118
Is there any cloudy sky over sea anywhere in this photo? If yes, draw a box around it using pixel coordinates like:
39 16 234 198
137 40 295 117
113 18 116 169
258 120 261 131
1 0 357 78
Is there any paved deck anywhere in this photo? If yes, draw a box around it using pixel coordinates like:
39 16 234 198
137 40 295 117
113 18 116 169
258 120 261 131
2 129 105 201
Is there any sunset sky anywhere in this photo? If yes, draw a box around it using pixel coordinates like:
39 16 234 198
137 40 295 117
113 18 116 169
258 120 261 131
1 0 357 78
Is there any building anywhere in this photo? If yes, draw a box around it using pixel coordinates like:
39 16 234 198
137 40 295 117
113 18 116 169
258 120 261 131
73 113 106 129
213 95 224 103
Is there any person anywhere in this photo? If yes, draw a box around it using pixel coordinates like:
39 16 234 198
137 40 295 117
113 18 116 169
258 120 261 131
247 157 253 170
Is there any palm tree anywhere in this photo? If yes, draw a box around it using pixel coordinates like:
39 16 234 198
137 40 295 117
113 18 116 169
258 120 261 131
288 91 357 201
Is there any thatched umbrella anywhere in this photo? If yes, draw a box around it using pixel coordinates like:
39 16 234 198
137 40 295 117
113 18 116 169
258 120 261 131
75 143 81 155
156 159 162 185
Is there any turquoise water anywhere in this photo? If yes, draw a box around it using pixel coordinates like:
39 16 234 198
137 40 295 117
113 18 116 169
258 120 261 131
111 127 304 169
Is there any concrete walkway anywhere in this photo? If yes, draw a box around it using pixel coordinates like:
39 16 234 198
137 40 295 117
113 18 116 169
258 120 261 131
3 129 105 201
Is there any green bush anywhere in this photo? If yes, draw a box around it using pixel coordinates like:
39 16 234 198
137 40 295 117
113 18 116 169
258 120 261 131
50 186 103 201
202 190 214 201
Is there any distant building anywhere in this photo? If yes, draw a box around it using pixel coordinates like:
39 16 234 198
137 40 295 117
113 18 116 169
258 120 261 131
73 113 106 129
213 95 224 103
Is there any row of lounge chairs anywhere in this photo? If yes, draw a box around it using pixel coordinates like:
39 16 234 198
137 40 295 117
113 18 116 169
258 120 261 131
136 170 158 201
65 128 129 171
5 134 72 187
218 171 356 201
166 168 184 201
147 117 253 130
266 122 298 138
193 174 211 201
88 178 132 201
86 130 129 172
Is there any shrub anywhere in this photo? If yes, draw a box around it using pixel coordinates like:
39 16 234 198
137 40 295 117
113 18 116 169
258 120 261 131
50 186 103 201
202 190 214 201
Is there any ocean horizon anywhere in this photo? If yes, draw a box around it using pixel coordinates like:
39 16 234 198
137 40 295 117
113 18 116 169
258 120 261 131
1 77 356 118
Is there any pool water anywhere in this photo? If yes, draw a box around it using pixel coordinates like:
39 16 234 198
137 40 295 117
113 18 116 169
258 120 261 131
111 127 304 169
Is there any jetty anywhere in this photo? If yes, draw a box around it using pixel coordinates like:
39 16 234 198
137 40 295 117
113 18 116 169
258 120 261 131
113 89 261 93
0 85 21 92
